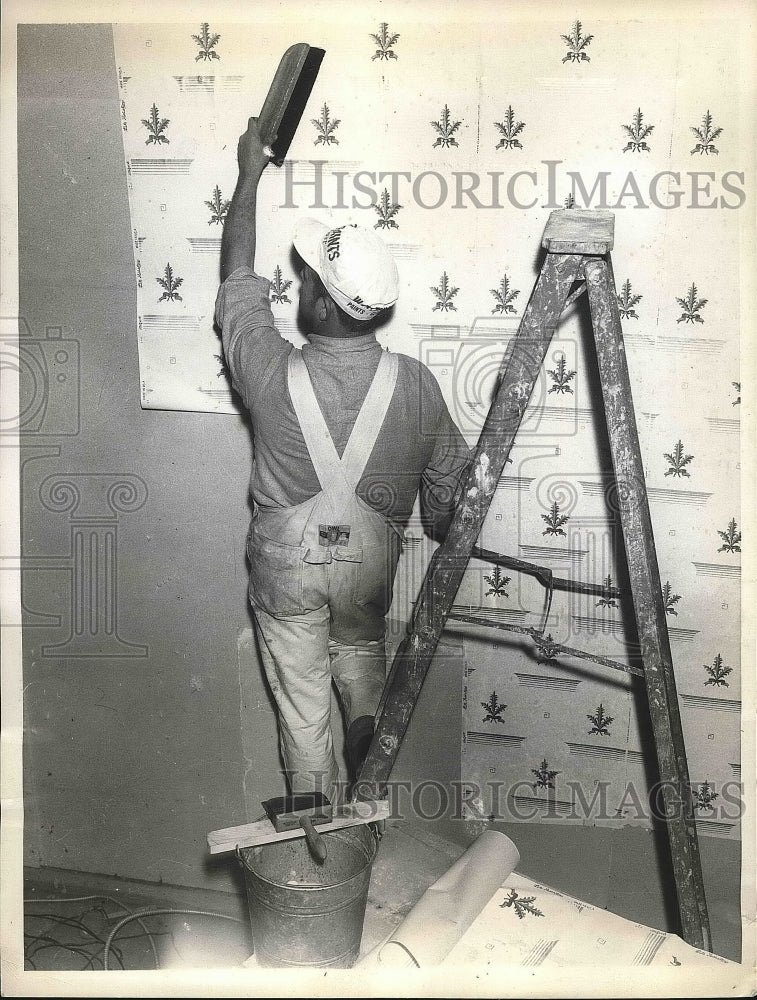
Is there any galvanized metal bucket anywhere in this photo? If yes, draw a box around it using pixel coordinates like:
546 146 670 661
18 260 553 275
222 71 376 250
237 824 378 968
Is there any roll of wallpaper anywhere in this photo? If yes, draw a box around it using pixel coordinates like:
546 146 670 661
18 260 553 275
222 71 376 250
359 829 520 968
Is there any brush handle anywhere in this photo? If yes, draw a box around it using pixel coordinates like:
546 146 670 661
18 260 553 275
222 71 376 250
299 815 328 864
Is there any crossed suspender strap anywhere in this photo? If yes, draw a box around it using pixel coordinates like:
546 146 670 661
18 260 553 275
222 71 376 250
287 349 399 526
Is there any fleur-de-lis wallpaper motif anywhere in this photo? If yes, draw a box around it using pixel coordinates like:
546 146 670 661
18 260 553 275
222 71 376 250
663 440 694 478
676 283 707 323
662 581 682 616
588 703 614 736
500 889 544 918
617 278 642 319
142 103 170 145
205 185 230 226
431 104 462 148
371 22 399 61
692 780 719 811
717 517 741 553
547 355 576 395
374 189 401 230
534 633 561 666
192 22 221 61
214 353 230 381
531 758 560 789
431 271 459 312
270 265 292 304
561 20 593 63
495 106 526 149
481 690 507 723
156 263 183 302
704 653 731 687
622 108 654 152
690 110 723 155
312 103 340 146
484 565 511 598
541 500 569 536
490 275 520 315
564 193 576 208
595 576 617 609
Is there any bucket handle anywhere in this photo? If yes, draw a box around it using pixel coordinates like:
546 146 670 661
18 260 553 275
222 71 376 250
235 824 382 867
235 843 264 867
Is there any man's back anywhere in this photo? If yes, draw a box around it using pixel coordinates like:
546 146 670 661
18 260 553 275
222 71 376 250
216 266 470 537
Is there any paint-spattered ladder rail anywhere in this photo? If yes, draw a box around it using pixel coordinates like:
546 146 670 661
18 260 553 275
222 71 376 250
355 209 711 953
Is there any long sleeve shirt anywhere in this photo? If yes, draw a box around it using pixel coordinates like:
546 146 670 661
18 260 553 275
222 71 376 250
214 267 471 538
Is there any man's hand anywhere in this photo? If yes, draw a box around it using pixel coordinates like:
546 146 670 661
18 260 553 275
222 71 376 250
237 116 274 180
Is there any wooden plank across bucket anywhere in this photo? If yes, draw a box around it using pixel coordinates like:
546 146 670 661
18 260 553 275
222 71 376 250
207 798 389 854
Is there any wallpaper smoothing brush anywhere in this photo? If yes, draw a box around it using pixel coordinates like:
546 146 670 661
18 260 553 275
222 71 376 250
257 43 325 165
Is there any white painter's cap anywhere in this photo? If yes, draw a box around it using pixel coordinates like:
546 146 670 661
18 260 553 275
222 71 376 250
293 220 399 321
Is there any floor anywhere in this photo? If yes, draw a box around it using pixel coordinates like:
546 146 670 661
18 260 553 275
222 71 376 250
20 820 459 973
21 815 742 973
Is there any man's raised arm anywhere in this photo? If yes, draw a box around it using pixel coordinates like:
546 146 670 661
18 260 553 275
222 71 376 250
220 117 273 282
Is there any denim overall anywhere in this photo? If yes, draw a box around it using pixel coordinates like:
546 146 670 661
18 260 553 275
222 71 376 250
248 349 401 802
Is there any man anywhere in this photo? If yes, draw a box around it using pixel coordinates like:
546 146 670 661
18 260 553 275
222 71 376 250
215 117 470 805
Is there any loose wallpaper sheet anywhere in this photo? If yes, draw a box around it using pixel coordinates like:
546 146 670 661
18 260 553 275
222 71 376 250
114 7 747 840
445 871 738 970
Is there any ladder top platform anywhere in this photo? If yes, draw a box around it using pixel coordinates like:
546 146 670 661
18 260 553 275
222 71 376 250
542 209 615 255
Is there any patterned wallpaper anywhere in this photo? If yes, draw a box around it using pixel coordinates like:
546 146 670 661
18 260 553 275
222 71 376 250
113 6 747 841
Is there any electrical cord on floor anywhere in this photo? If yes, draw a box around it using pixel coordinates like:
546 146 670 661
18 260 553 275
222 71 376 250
25 911 124 967
24 894 161 969
24 917 126 970
24 931 102 970
102 908 246 971
24 895 247 971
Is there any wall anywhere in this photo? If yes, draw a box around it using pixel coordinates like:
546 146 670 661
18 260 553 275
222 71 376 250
18 23 276 891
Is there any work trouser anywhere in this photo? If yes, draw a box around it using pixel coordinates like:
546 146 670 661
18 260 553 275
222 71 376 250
248 502 401 805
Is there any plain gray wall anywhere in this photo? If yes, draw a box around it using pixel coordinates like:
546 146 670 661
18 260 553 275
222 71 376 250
18 23 267 891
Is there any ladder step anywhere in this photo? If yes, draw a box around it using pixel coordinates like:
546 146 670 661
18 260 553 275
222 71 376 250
471 545 622 600
446 612 644 678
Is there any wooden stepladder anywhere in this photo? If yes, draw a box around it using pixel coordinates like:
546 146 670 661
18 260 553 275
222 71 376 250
356 209 711 951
